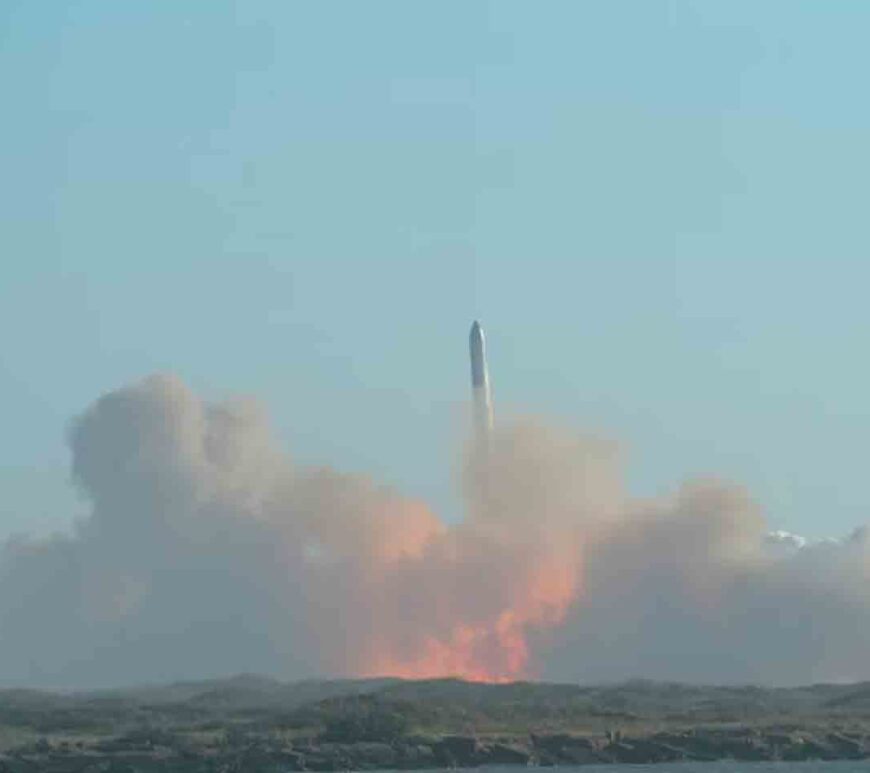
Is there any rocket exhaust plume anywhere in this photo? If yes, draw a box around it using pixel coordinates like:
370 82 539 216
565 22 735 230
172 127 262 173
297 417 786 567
7 339 870 687
469 320 493 438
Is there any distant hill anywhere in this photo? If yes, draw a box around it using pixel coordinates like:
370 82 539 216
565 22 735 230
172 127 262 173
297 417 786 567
90 673 397 711
5 677 870 768
3 675 870 733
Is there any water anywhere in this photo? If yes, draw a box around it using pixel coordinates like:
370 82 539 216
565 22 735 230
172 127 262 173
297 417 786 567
449 764 868 773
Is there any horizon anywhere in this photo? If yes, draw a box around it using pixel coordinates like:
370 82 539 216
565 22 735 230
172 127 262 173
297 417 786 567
9 670 870 695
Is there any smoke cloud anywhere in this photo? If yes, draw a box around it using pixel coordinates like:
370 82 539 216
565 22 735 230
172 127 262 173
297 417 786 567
2 373 869 688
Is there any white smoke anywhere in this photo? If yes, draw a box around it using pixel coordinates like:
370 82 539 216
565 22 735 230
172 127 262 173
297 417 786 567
764 530 808 552
1 373 870 688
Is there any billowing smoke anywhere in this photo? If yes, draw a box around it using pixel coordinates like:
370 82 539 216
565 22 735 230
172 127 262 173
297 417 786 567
2 373 870 688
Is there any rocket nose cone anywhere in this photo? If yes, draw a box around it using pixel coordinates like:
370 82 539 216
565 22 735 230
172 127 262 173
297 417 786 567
469 320 488 388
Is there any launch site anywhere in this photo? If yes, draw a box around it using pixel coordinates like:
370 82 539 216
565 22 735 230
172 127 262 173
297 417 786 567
4 2 870 771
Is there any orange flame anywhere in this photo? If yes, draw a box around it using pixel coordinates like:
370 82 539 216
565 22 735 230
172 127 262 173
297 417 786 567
353 534 582 683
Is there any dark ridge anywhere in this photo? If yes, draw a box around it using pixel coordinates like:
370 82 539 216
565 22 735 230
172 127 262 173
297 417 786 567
3 676 870 769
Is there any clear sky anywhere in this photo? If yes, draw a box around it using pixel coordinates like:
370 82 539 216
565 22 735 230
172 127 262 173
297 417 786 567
2 1 870 540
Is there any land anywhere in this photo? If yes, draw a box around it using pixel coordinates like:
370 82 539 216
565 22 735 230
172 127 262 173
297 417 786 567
3 676 870 770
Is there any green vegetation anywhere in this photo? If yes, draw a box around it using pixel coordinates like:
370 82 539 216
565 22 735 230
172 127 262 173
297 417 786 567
1 676 870 769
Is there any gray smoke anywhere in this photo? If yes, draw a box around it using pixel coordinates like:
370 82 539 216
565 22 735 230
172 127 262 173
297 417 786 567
1 373 869 688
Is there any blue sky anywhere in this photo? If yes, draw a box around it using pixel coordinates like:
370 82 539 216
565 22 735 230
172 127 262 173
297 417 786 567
3 1 870 539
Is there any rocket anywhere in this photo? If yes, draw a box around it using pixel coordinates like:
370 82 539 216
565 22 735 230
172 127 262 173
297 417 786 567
469 320 494 435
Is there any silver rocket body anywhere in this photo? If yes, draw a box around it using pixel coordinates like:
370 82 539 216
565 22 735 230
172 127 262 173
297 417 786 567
469 320 493 435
